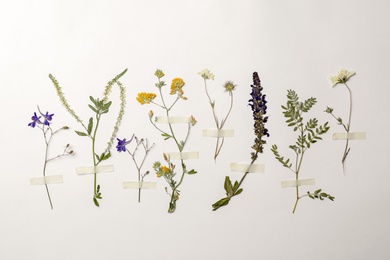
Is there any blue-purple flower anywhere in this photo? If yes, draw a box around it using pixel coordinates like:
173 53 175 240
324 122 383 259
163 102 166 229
116 137 133 152
28 112 42 128
248 72 269 158
41 111 54 125
28 107 54 128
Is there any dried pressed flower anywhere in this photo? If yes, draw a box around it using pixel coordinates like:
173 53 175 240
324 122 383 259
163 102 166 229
198 69 215 80
223 81 237 93
136 92 157 105
329 68 355 87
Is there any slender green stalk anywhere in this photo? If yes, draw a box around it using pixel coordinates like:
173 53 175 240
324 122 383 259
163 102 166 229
202 77 235 161
36 123 72 209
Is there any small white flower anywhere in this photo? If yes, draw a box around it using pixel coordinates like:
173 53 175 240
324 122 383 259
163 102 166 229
198 69 215 80
329 68 355 87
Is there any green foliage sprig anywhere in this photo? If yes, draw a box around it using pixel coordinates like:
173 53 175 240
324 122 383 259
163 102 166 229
137 69 197 213
49 69 127 207
271 89 334 213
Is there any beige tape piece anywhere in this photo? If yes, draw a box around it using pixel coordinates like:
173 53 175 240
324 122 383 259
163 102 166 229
75 165 114 175
281 178 315 188
30 175 63 185
122 181 157 189
202 129 234 137
229 162 265 173
332 132 367 140
155 116 192 124
165 151 199 160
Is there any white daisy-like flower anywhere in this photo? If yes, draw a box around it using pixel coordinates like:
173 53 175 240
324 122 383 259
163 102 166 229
198 69 215 80
329 68 355 87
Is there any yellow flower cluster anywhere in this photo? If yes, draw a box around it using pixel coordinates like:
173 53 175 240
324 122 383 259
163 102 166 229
170 78 187 100
156 165 171 178
136 92 156 105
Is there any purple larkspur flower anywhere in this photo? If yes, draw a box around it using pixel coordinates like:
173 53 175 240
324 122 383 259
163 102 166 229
116 138 132 152
39 109 54 126
28 112 42 128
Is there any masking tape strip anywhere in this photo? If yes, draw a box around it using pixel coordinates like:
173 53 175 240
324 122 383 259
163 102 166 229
202 129 234 137
122 181 157 189
281 178 315 188
165 151 199 160
230 162 265 173
332 132 366 140
155 116 192 124
30 175 63 185
75 165 114 175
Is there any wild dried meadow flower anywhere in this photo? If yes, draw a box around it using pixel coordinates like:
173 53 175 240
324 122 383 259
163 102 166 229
136 92 157 105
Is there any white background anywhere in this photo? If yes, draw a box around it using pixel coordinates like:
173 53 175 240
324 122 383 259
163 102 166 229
1 0 390 259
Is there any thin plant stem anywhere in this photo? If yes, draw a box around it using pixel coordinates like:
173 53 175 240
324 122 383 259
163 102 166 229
203 79 234 161
92 113 101 202
41 126 54 210
126 137 154 203
292 124 306 214
341 83 352 173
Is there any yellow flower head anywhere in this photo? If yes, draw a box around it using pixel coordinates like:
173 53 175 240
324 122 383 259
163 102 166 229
136 92 156 105
329 68 355 87
170 78 187 99
160 166 170 173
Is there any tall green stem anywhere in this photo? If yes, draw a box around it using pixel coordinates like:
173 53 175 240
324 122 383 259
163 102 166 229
341 83 352 172
42 127 53 210
92 113 101 203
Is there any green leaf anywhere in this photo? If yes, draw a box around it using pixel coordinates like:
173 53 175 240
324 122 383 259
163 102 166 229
102 101 112 111
93 197 100 207
234 188 243 196
224 176 234 196
87 117 93 135
88 104 98 113
75 130 88 137
212 197 230 211
187 169 197 175
103 152 111 160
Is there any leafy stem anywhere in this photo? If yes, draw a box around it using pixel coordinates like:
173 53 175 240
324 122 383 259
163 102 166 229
272 89 333 213
148 71 196 213
50 69 127 207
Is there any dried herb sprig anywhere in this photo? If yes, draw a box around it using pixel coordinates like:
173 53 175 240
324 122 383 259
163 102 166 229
325 68 356 173
271 89 333 213
137 69 197 213
49 69 127 207
116 135 155 202
198 69 236 161
212 72 268 211
28 106 73 209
